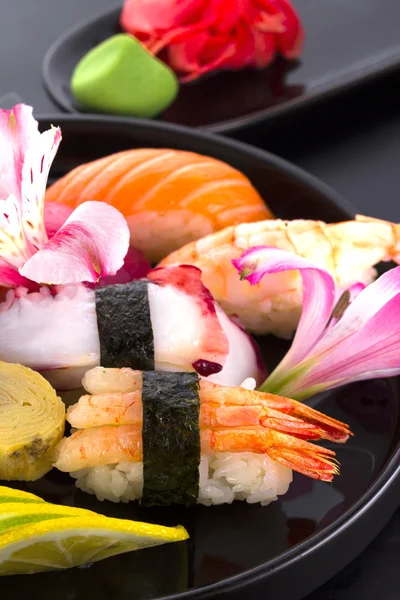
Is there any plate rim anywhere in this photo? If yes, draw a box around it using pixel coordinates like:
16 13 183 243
41 4 400 134
170 448 400 600
37 112 400 599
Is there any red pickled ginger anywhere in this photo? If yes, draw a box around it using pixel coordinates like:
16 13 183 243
120 0 304 81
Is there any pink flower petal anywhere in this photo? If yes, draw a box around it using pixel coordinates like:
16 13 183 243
311 267 400 359
0 105 61 265
290 291 400 397
327 281 367 331
334 281 366 305
95 245 151 287
349 281 367 298
233 246 336 368
20 201 130 285
0 193 27 267
0 257 32 288
44 201 74 239
256 264 400 400
21 124 62 252
0 104 38 203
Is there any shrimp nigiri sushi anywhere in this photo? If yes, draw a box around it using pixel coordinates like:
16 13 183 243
54 368 352 506
161 215 400 337
0 266 264 390
45 149 273 263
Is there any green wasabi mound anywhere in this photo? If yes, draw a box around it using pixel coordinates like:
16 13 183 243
71 34 179 118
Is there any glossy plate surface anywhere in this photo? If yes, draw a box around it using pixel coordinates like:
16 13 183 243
2 116 400 600
42 2 400 133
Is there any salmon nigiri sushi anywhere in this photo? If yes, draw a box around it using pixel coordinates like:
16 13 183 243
45 149 273 263
54 368 351 506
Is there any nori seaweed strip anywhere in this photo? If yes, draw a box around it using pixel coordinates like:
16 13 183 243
95 281 154 370
142 372 200 506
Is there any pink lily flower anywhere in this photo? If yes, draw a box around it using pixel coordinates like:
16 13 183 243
0 104 129 289
233 246 400 400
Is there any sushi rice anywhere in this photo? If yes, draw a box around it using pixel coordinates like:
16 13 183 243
71 453 292 507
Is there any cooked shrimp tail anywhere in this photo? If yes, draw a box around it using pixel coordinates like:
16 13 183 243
201 430 339 481
265 434 339 482
198 380 351 443
201 429 339 481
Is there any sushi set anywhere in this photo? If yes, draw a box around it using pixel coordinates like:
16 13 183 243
0 106 400 600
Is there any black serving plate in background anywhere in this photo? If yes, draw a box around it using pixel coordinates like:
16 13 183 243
3 115 400 600
42 1 400 134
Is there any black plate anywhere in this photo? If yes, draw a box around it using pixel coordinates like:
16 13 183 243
3 115 400 600
42 2 400 134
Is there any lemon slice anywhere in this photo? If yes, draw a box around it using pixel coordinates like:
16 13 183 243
0 502 98 535
0 516 188 575
0 486 45 503
0 497 44 505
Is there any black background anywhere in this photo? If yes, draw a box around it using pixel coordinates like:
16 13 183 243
2 1 400 597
